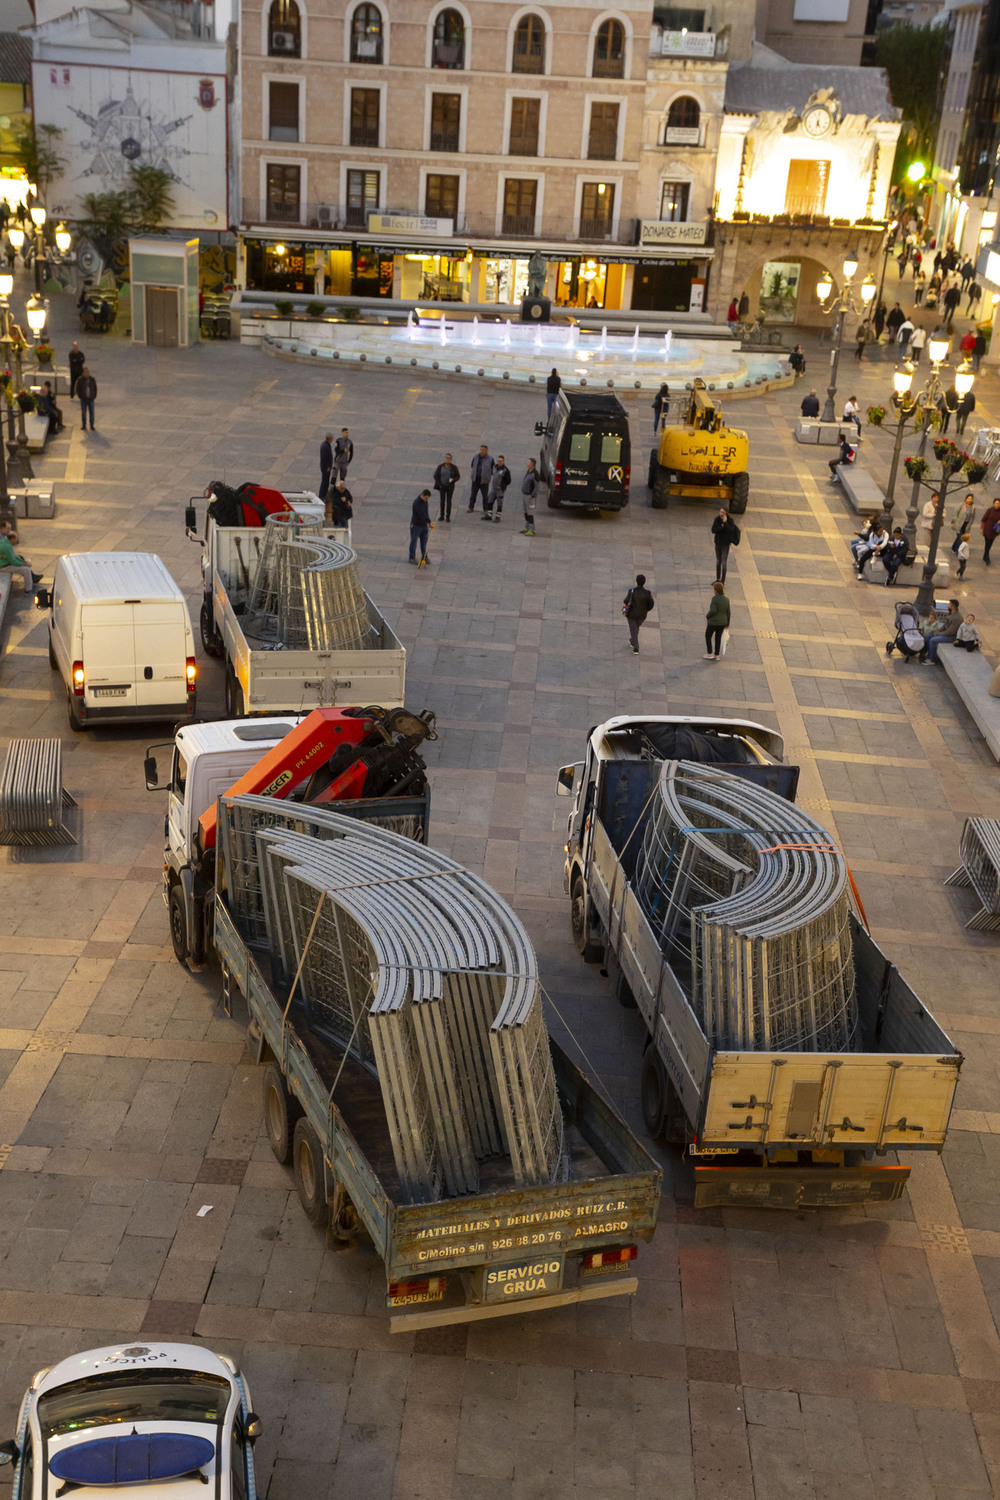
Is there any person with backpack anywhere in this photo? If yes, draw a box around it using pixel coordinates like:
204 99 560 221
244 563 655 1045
711 506 740 583
622 573 654 654
704 581 730 660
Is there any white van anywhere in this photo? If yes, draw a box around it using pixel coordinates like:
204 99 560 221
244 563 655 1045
39 552 197 730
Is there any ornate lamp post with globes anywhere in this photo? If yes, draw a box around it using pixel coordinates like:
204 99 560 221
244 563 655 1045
816 256 877 424
867 330 964 543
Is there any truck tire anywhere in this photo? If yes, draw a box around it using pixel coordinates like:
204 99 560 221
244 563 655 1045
200 600 221 658
168 885 188 965
570 873 604 964
647 448 658 490
263 1062 303 1165
641 1051 667 1138
292 1117 329 1228
729 472 749 514
224 668 245 718
650 471 670 510
67 693 85 733
547 489 561 509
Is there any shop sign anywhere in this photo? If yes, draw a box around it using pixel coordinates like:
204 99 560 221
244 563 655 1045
639 221 707 246
664 127 701 146
368 213 453 237
656 30 716 57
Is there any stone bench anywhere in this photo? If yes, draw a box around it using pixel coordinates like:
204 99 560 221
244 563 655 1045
938 646 1000 760
22 413 49 453
796 419 863 446
836 464 883 514
945 817 1000 931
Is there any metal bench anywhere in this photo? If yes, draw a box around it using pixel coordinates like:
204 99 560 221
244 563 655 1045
945 817 1000 931
938 647 1000 760
0 738 77 846
836 464 884 514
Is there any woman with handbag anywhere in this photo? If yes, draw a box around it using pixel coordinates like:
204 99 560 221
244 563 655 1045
711 507 741 582
704 581 730 660
622 573 655 654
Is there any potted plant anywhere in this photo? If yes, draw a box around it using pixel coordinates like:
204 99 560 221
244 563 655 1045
15 389 35 412
273 299 294 318
866 404 886 426
932 437 957 463
304 301 326 319
34 341 54 365
904 456 930 481
963 459 989 484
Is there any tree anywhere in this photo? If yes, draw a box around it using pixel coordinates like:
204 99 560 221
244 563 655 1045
127 165 176 234
79 190 130 260
9 121 64 199
874 23 948 165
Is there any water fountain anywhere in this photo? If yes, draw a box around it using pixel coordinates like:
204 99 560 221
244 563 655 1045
472 315 480 346
663 331 673 360
599 326 608 354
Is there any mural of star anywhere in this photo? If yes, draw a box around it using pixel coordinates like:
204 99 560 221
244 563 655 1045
71 83 192 189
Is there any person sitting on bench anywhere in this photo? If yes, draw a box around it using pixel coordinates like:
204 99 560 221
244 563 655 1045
883 528 907 585
851 521 889 577
828 431 855 480
0 529 42 587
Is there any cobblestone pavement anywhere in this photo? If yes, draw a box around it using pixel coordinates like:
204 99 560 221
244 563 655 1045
1 285 1000 1499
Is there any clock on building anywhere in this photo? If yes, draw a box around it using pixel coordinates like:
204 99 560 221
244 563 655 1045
802 105 832 139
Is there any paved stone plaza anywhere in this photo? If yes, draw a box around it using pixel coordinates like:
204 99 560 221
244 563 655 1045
1 296 1000 1499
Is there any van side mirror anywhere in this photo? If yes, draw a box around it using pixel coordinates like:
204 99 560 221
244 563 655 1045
184 504 198 535
35 588 50 609
0 1440 19 1467
245 1414 263 1444
533 421 545 437
556 763 582 796
144 754 159 789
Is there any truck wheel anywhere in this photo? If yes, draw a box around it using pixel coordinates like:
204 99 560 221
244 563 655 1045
67 693 85 732
224 669 245 718
570 874 603 963
200 601 220 657
547 490 561 509
647 448 658 489
263 1062 303 1165
650 472 670 510
293 1118 329 1228
729 473 749 514
168 885 188 965
641 1050 668 1139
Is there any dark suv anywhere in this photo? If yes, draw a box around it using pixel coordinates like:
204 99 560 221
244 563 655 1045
534 391 630 512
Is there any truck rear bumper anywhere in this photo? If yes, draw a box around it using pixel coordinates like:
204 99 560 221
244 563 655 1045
388 1275 637 1333
694 1164 910 1209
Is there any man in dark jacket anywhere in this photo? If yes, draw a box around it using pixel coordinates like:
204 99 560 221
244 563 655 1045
623 572 654 654
433 453 460 521
329 480 353 527
711 507 741 582
319 432 333 501
468 445 494 512
408 490 432 564
484 455 511 521
77 367 97 430
943 283 961 328
885 303 905 340
520 459 538 536
828 431 855 482
955 388 976 436
546 368 561 418
800 389 820 418
333 428 353 479
68 340 85 398
924 599 963 662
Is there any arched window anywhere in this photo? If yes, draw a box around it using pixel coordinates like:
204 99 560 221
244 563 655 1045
268 0 301 58
665 96 700 141
433 9 465 68
351 3 383 63
593 19 625 78
513 14 545 74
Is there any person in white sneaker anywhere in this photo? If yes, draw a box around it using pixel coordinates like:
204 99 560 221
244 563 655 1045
704 581 730 659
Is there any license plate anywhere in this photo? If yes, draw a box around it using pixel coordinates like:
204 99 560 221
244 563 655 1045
688 1143 739 1156
484 1256 564 1304
93 688 128 698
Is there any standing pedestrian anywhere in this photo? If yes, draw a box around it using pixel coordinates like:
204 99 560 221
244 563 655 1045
943 283 961 328
910 325 926 364
546 367 561 419
711 506 741 582
652 382 670 434
727 296 739 332
920 490 941 547
951 493 977 553
853 325 867 361
408 489 432 565
981 499 1000 565
957 532 970 578
873 301 887 339
937 386 958 434
77 366 97 430
842 395 861 437
333 428 353 480
896 317 914 357
318 431 333 502
622 572 654 654
960 327 976 360
68 340 85 398
885 302 905 341
738 290 749 320
973 330 987 372
913 268 926 305
955 386 975 436
704 580 730 660
433 452 459 522
789 343 806 375
468 444 494 512
484 454 511 521
520 458 538 536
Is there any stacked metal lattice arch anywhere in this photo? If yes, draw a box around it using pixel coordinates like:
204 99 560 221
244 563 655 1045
242 514 372 652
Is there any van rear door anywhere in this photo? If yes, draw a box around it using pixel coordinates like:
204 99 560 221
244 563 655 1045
81 603 140 710
133 602 189 710
593 427 628 508
561 426 594 498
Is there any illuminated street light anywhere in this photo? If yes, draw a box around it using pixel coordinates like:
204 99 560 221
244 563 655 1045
25 297 46 335
816 256 871 423
54 224 71 254
860 278 876 305
842 256 858 281
29 205 45 229
907 161 925 183
816 273 833 302
7 226 23 250
954 362 975 397
928 329 950 365
893 363 914 398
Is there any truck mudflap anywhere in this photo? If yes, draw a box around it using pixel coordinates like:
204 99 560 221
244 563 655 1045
693 1162 910 1209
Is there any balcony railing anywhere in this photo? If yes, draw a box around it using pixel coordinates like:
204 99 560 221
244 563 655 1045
241 199 641 245
501 213 537 236
586 130 619 161
432 40 464 67
651 28 722 58
512 45 544 74
349 125 380 147
592 53 625 78
508 132 539 157
430 131 460 152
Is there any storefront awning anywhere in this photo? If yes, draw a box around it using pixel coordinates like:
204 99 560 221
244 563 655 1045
241 226 714 263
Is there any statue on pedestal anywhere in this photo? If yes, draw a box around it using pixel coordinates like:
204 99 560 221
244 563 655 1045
526 252 547 300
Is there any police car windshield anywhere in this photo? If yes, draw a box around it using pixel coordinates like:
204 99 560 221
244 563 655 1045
37 1371 230 1438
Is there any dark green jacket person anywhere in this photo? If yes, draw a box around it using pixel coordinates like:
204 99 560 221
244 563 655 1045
704 582 730 660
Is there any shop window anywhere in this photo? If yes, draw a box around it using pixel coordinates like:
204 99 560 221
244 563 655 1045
269 82 300 142
346 169 379 226
266 163 301 223
433 9 465 68
430 93 461 152
268 0 300 57
587 102 619 160
350 88 380 147
425 174 459 220
664 96 699 144
513 14 545 74
660 180 689 221
503 178 537 234
509 97 540 156
784 158 829 217
351 3 383 63
580 181 614 238
593 19 625 78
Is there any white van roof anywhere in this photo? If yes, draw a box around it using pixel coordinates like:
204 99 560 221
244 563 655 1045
57 552 187 604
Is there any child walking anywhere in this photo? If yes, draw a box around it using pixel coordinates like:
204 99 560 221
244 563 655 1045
957 531 970 579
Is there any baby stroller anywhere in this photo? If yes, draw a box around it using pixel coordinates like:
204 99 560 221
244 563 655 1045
885 601 926 662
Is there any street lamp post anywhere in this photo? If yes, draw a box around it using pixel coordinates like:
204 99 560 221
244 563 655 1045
899 332 967 559
0 275 33 494
817 256 877 424
873 218 899 328
913 366 977 617
29 204 46 293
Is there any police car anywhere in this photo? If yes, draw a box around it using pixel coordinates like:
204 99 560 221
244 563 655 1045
0 1342 261 1499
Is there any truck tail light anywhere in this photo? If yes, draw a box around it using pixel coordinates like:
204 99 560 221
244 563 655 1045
582 1245 637 1270
387 1276 446 1306
554 460 562 490
623 464 631 495
72 660 85 696
186 657 197 691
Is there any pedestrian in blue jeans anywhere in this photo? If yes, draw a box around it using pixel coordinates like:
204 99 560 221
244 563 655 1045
77 366 97 430
408 489 432 564
546 368 560 419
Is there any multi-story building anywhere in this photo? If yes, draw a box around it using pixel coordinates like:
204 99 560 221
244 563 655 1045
758 0 873 65
239 0 668 309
